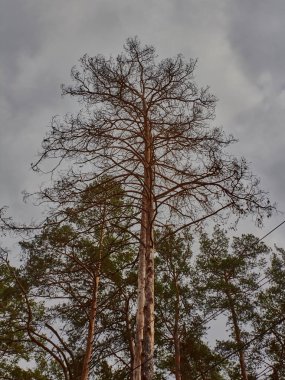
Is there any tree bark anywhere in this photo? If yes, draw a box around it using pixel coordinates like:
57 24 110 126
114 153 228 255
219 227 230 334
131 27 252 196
141 114 155 380
142 229 154 380
125 297 135 375
81 206 106 380
174 330 182 380
174 276 182 380
224 276 248 380
80 275 100 380
135 108 155 380
133 205 147 380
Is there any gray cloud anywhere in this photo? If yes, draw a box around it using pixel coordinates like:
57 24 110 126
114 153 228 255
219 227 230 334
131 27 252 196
0 0 284 238
228 0 285 89
224 0 285 219
0 1 44 69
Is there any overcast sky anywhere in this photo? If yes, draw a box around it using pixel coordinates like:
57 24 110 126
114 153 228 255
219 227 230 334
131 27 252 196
1 0 285 247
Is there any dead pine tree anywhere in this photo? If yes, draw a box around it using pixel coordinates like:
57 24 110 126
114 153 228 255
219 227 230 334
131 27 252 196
32 37 273 379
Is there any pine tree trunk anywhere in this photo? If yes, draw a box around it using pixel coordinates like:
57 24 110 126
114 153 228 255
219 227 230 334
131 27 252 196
224 278 248 380
142 115 155 380
81 207 106 380
80 275 100 380
125 297 135 374
142 235 154 379
133 205 147 380
134 105 155 380
230 306 248 380
174 277 182 380
174 331 182 380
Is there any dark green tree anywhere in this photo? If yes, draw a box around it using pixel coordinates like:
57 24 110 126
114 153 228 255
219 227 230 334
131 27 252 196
154 228 225 380
0 250 53 380
194 227 270 380
1 179 135 380
255 246 285 379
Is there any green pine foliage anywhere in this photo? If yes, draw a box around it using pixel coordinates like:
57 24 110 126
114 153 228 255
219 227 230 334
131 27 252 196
2 220 285 378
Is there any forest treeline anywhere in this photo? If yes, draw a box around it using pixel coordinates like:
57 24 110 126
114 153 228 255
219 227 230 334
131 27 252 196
1 206 285 379
0 38 281 379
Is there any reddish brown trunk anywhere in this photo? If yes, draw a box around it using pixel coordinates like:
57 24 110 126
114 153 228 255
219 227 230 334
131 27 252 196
142 115 155 380
142 233 154 380
125 297 135 374
80 275 100 380
174 331 182 380
134 97 155 380
232 313 248 380
133 204 147 380
224 276 248 380
174 276 181 380
81 206 106 380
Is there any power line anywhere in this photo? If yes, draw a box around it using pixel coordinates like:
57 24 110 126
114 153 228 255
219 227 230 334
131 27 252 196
255 365 273 379
192 314 285 379
258 219 285 242
188 219 285 379
196 218 285 328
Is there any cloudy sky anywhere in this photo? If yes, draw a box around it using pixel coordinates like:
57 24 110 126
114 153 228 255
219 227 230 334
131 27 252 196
1 0 285 247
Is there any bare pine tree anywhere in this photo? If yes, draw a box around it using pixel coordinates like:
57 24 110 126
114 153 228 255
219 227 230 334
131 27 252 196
32 38 273 379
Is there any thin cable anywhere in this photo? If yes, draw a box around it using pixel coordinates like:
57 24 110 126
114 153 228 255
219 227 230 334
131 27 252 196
196 218 285 328
258 219 285 242
192 315 285 379
255 365 273 379
188 219 285 379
